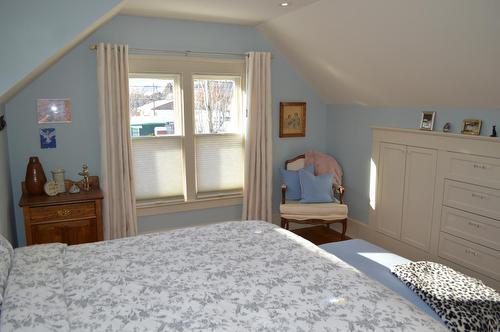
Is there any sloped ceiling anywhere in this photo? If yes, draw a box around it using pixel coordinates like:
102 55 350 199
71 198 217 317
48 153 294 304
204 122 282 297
0 0 124 104
122 0 320 25
258 0 500 108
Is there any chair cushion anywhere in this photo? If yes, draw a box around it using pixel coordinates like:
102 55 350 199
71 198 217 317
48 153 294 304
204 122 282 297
280 164 314 200
298 169 334 203
280 201 348 221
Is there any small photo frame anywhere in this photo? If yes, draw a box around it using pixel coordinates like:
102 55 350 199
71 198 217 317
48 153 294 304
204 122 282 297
419 111 436 131
37 99 72 124
40 128 56 149
279 102 306 138
461 119 482 136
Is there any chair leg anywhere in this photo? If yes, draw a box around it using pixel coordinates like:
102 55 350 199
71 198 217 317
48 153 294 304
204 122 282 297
281 218 285 228
341 219 347 240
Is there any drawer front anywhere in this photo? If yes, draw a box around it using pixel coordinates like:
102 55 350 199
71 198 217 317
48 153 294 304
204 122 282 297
31 219 98 245
444 152 500 189
438 232 500 281
30 202 96 223
443 180 500 221
441 207 500 251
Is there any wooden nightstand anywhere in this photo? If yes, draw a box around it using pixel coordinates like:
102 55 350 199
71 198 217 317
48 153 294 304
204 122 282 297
19 176 103 246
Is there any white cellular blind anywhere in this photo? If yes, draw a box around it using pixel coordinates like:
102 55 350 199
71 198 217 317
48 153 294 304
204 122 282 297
132 137 184 200
195 134 244 194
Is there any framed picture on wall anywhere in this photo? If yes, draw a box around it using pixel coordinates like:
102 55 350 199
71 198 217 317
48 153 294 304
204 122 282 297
279 102 306 138
419 111 436 131
37 99 72 124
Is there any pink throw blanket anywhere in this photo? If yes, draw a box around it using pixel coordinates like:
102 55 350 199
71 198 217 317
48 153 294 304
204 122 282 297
305 151 343 186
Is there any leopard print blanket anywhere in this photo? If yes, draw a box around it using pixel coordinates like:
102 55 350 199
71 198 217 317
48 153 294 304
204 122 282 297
392 261 499 332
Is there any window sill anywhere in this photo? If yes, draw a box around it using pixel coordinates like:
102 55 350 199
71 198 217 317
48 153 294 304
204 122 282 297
136 195 243 216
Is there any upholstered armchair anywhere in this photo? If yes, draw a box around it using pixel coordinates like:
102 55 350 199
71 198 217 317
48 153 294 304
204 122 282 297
280 154 348 239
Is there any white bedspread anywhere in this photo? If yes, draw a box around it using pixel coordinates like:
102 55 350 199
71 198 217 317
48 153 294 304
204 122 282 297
0 221 445 331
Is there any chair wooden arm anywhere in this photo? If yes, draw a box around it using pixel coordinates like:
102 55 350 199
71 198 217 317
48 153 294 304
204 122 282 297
337 185 345 204
281 184 287 204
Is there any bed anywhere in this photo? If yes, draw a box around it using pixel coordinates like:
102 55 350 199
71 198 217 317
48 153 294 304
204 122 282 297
0 220 447 331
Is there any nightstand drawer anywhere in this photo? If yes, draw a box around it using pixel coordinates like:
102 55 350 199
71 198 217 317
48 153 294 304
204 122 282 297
30 202 96 223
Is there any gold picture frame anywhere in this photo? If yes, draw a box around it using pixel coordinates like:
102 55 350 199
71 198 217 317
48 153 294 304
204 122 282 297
461 119 482 136
419 111 436 131
37 99 72 124
279 102 306 138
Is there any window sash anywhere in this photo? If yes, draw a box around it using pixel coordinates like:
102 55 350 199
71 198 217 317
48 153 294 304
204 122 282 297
129 55 245 207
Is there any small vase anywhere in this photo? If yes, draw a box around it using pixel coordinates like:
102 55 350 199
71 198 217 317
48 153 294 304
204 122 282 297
51 168 66 193
25 156 47 195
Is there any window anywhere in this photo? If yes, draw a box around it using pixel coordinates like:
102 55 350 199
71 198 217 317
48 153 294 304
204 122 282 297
128 56 245 210
193 76 244 196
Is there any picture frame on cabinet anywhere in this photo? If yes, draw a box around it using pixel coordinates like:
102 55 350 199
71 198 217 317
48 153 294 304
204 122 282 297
419 111 436 131
461 119 482 136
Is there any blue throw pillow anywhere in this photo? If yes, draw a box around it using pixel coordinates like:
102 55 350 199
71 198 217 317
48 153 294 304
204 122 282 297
280 164 314 200
299 170 334 203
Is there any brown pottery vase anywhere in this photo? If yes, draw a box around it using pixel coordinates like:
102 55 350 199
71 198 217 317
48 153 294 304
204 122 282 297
25 156 47 195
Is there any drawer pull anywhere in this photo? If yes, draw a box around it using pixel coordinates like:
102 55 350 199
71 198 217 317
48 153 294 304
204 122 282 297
57 209 71 217
467 221 481 229
471 192 488 200
464 248 478 256
473 164 488 170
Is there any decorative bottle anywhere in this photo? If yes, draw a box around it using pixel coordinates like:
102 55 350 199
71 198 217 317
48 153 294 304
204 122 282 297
25 156 47 195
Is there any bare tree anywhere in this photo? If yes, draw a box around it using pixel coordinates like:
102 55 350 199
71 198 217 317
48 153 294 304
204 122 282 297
194 80 234 133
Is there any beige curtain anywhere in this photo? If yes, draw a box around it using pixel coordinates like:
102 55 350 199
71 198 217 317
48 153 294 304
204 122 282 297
242 52 273 222
96 43 138 239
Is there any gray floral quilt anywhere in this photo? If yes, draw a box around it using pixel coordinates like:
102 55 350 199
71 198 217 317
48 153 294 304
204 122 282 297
0 221 445 331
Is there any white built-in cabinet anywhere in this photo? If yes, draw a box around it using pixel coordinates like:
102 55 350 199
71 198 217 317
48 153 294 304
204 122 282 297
377 143 437 252
370 127 500 290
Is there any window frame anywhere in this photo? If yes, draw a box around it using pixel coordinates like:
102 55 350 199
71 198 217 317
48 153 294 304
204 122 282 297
128 55 246 216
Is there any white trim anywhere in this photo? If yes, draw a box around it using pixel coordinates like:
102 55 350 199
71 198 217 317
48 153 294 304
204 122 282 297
137 195 243 216
371 126 500 143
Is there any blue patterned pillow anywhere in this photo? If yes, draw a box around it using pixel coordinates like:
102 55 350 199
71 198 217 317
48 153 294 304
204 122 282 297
298 170 334 203
280 164 314 200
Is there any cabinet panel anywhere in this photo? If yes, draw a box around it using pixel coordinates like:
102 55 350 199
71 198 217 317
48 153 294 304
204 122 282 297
376 143 406 239
31 219 98 245
401 147 437 251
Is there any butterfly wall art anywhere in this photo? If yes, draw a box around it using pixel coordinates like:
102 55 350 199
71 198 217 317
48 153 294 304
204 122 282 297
40 128 56 149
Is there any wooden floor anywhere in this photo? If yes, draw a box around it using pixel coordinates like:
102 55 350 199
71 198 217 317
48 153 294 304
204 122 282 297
291 225 350 245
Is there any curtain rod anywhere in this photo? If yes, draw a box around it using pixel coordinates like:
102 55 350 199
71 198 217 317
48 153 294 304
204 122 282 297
88 44 252 58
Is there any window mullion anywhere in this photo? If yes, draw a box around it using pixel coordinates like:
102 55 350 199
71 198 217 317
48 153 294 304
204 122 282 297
183 71 197 201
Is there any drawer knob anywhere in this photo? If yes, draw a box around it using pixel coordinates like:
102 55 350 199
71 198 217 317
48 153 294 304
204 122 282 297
57 209 71 217
467 221 481 229
471 192 487 200
473 164 488 170
465 248 478 256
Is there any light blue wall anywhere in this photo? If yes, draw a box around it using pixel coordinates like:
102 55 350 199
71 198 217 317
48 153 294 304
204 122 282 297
0 0 122 100
5 15 327 246
0 104 15 244
327 105 500 224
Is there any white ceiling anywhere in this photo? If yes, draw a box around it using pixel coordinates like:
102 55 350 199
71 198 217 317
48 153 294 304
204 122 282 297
121 0 320 25
259 0 500 108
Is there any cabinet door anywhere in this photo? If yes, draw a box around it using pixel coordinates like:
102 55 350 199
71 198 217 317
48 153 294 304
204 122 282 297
376 143 406 239
31 219 98 245
401 147 437 251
